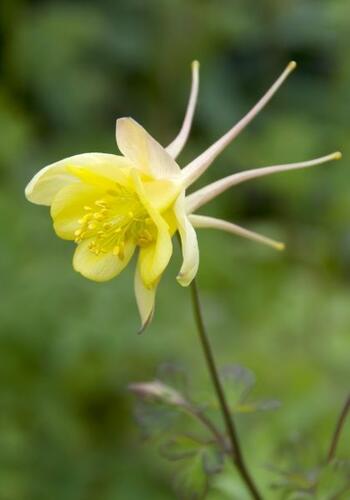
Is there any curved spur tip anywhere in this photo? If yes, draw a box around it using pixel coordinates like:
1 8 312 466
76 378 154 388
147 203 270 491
137 311 154 335
276 242 286 251
176 272 186 285
192 60 200 70
288 60 297 71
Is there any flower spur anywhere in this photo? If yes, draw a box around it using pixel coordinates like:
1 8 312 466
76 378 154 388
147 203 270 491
25 61 341 331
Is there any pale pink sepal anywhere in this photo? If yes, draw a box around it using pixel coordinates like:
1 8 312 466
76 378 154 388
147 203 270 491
189 214 285 251
181 62 297 188
186 152 342 213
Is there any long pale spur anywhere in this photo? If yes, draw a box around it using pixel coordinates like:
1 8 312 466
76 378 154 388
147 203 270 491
25 61 341 330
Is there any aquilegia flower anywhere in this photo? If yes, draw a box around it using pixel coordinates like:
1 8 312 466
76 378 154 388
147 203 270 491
25 61 341 330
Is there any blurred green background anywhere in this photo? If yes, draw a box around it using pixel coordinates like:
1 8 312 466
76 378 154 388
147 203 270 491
1 0 349 498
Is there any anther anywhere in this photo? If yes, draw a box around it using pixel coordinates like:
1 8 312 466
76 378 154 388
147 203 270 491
81 213 92 223
107 189 118 196
113 245 120 256
138 238 149 247
119 242 125 259
95 200 107 207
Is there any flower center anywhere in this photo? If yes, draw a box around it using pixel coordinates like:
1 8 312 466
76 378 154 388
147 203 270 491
74 185 156 257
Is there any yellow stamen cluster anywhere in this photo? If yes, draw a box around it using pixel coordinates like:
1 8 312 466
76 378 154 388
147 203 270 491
74 185 155 257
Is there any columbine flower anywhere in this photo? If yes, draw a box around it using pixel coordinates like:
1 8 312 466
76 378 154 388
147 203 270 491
25 61 341 330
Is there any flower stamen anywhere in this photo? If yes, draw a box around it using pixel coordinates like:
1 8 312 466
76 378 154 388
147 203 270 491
75 185 156 257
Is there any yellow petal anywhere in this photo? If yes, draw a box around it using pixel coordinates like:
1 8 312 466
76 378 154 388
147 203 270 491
174 193 199 286
116 118 181 179
132 170 173 286
25 153 132 206
134 261 158 333
138 230 172 287
51 183 102 240
73 239 135 282
65 162 131 190
142 178 181 212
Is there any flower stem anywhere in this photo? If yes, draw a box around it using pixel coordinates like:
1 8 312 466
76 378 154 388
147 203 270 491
327 394 350 463
190 279 262 500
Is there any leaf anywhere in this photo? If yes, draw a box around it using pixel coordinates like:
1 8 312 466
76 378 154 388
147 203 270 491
217 365 281 415
267 464 317 496
220 364 256 406
161 433 224 466
129 379 192 438
174 449 208 499
133 399 180 438
255 399 281 411
202 443 224 475
267 454 350 497
157 362 189 396
160 434 205 461
157 433 225 499
285 493 314 499
316 461 350 498
235 399 281 414
175 441 224 499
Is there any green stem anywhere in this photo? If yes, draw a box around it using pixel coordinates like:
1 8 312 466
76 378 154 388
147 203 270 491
190 279 262 500
327 395 350 463
183 403 228 449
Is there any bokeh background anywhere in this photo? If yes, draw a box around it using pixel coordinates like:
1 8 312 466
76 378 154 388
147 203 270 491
1 0 349 498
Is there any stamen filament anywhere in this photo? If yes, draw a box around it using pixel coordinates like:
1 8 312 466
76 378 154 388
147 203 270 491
182 61 297 188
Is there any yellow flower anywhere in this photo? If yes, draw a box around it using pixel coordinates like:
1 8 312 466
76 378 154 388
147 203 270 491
25 61 341 330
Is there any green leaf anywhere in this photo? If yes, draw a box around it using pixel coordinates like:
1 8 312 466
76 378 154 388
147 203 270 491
160 434 205 461
285 493 314 499
174 449 208 499
158 434 225 498
316 461 350 498
133 399 180 438
220 364 256 406
235 399 281 414
217 365 281 415
157 362 189 396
